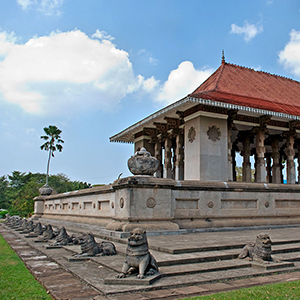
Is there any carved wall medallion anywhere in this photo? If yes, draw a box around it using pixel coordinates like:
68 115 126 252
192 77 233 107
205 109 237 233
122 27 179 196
188 126 196 143
265 201 270 208
146 197 156 208
207 125 221 142
120 198 124 208
207 201 214 208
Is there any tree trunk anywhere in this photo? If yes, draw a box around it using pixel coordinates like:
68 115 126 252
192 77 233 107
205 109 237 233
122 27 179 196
46 149 52 185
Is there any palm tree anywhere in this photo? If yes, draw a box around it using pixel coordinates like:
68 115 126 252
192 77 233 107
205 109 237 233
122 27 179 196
40 125 64 185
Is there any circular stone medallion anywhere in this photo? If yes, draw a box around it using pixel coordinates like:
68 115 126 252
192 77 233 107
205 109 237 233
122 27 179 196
207 201 214 208
146 197 156 208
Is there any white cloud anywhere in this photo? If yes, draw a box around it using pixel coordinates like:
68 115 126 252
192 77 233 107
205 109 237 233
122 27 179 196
0 29 156 115
149 56 158 65
17 0 63 15
0 31 17 56
279 29 300 77
156 61 213 106
92 30 115 41
17 0 33 10
230 21 263 42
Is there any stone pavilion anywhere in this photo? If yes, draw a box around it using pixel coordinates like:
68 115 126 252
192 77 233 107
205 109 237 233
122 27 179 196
34 56 300 232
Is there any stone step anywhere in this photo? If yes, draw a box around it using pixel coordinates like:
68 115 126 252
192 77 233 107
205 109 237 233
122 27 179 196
272 242 300 254
152 238 300 254
159 259 251 277
273 252 300 262
151 263 300 290
153 243 300 267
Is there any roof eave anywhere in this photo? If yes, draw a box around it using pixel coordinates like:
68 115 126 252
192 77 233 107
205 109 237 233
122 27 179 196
110 96 300 144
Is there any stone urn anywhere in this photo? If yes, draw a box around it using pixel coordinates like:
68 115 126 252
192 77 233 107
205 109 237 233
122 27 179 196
38 184 53 196
128 147 159 176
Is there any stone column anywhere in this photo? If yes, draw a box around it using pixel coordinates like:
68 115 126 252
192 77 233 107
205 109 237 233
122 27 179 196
255 129 267 182
175 131 184 180
241 136 252 182
266 153 272 183
284 132 296 184
227 128 233 181
231 148 237 181
154 141 163 178
164 136 173 178
271 139 281 183
298 145 300 183
280 152 284 184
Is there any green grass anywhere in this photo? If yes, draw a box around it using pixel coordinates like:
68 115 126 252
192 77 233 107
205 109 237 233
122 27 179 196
0 233 53 300
182 279 300 300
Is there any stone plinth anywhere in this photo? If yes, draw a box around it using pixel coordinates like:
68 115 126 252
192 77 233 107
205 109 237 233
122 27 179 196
34 176 300 232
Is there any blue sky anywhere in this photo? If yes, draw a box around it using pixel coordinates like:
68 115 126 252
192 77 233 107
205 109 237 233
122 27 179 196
1 0 300 185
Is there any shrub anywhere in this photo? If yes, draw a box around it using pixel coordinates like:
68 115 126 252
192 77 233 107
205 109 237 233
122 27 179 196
0 210 8 218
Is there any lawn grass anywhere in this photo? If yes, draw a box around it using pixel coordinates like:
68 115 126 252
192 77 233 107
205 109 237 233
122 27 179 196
0 233 53 300
182 279 300 300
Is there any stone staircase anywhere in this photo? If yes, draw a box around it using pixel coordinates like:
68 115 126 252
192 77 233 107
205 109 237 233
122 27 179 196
3 222 300 297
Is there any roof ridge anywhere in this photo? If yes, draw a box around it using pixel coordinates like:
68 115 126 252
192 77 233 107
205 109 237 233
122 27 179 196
226 62 300 84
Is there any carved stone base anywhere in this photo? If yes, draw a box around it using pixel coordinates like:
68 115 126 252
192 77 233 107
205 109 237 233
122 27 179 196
104 273 161 286
106 221 180 232
251 261 294 270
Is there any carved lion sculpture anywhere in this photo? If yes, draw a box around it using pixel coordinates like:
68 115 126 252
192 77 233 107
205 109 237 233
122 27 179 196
49 227 72 246
75 233 117 257
33 222 44 235
25 220 35 232
36 224 55 242
117 228 159 279
99 241 117 256
238 233 276 263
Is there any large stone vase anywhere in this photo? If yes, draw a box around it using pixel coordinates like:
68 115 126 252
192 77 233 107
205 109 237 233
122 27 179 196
128 147 159 176
38 184 53 196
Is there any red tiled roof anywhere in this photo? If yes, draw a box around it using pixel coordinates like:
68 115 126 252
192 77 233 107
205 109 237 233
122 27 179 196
189 62 300 116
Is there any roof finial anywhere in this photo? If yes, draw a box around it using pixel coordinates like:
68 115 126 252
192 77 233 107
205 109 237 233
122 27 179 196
221 50 225 65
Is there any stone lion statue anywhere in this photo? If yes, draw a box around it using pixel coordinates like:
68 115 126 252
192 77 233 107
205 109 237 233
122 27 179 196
49 227 73 246
36 224 55 242
117 228 159 279
238 233 277 263
75 233 116 257
33 222 44 235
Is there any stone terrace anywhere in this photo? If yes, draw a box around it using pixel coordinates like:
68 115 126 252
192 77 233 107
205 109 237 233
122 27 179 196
2 222 300 299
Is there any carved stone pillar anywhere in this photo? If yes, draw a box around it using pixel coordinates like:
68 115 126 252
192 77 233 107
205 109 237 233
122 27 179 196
298 145 300 183
231 148 237 181
284 132 296 184
175 131 184 180
154 141 163 178
271 139 281 184
241 136 252 182
227 110 237 182
164 136 173 178
280 152 284 184
227 128 233 181
266 153 272 183
255 129 267 182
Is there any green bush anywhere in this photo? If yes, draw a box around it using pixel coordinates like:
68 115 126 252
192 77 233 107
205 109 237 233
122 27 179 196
0 210 8 218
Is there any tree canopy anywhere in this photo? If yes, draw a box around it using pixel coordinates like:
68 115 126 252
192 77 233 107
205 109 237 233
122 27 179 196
40 125 64 185
0 171 91 217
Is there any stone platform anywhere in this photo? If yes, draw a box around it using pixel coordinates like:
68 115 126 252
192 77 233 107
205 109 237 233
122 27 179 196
2 223 300 299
